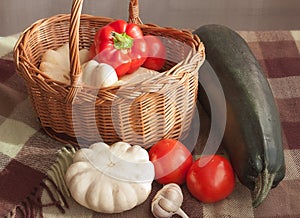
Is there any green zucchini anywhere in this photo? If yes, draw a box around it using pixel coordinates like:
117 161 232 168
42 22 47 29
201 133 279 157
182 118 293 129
193 24 285 207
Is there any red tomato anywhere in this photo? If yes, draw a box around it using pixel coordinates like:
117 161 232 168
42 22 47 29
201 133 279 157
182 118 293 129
186 155 235 203
149 139 193 185
142 35 166 71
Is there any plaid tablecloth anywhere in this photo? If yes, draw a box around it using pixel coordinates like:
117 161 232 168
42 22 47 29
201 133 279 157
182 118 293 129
0 30 299 218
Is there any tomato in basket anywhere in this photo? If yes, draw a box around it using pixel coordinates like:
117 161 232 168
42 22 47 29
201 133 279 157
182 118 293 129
142 35 166 71
90 19 148 77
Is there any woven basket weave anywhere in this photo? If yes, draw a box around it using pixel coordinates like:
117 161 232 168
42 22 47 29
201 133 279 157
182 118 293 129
14 0 205 148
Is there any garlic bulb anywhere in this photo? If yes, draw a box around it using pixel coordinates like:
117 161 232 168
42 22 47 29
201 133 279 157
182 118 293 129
151 183 189 218
81 60 118 88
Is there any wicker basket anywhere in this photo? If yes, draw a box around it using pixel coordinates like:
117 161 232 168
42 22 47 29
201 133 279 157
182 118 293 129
14 0 205 148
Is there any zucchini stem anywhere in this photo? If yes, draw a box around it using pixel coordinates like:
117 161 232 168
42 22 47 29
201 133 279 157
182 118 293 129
252 169 275 207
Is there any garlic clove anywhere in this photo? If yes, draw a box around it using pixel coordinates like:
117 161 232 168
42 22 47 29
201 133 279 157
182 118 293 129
158 197 179 213
162 185 183 203
152 198 174 218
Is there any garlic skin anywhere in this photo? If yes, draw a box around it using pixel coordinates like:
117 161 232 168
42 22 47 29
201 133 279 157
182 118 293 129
81 60 118 88
151 183 189 218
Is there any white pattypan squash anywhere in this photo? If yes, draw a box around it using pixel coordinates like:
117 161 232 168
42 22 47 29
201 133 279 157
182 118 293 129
39 43 89 84
65 141 155 213
81 60 118 88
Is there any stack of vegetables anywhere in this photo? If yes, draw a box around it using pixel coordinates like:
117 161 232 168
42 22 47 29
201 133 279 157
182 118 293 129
40 20 166 88
40 20 285 217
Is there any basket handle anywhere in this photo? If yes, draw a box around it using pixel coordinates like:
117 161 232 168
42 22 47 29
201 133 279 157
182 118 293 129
128 0 143 24
66 0 142 103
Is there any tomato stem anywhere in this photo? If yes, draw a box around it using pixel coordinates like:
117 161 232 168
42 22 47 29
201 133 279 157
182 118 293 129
111 31 134 50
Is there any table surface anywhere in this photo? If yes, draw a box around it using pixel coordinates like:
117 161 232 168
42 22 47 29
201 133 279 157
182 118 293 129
0 30 299 218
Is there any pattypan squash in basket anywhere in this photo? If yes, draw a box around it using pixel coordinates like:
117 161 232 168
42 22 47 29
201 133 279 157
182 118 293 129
40 43 89 84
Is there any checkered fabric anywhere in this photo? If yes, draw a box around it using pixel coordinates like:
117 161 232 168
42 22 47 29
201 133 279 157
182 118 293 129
0 30 299 218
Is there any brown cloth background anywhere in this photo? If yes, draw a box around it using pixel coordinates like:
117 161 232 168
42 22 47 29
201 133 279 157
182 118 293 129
0 30 300 217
